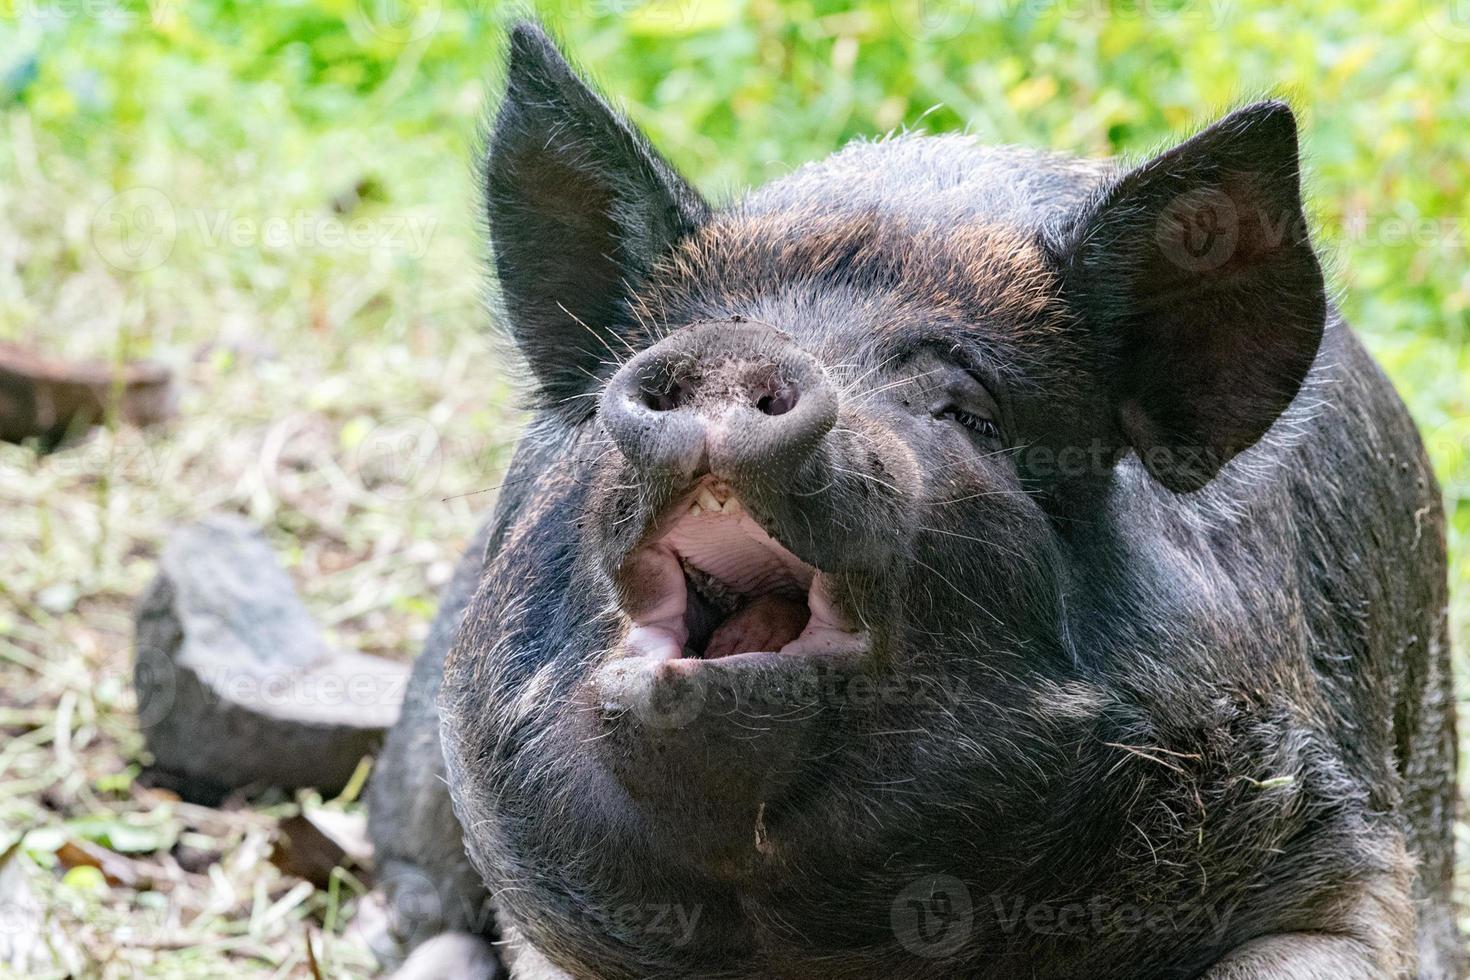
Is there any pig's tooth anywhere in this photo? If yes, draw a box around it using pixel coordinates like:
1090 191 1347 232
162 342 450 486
690 503 704 517
698 488 722 513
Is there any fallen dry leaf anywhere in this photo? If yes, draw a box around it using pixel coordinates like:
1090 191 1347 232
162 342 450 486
270 807 372 888
56 837 147 889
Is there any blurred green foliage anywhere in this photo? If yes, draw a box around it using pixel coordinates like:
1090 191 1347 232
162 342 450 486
1 0 1467 621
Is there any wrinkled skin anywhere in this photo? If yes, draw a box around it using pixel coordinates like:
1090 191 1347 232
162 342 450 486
369 23 1459 980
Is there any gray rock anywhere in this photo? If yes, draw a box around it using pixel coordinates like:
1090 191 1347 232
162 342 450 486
134 514 409 802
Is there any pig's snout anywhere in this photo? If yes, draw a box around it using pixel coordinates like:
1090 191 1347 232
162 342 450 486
600 321 838 483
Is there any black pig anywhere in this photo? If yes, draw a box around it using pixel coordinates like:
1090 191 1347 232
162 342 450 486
368 23 1459 980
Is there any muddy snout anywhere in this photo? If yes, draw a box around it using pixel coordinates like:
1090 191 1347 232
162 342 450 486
600 321 838 484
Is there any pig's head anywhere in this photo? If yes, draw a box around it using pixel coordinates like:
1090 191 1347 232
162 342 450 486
441 24 1326 977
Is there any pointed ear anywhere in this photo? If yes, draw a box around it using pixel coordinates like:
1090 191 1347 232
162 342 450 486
485 22 709 409
1060 101 1326 493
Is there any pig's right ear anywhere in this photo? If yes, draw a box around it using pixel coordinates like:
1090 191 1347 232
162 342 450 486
1058 101 1326 493
484 22 709 409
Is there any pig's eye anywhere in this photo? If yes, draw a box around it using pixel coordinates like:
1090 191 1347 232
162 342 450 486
935 405 1001 442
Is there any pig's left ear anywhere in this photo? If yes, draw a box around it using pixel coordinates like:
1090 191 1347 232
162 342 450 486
485 22 710 410
1059 101 1325 493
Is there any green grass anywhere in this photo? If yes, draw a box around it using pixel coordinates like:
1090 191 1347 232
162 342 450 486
0 0 1466 975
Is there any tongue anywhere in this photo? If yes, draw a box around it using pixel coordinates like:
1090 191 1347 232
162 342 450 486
702 595 810 659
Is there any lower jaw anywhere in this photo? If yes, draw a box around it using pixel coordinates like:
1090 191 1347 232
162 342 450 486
621 627 869 670
588 638 870 720
582 639 870 874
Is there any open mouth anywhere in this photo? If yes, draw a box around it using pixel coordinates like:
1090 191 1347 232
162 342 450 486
618 482 865 662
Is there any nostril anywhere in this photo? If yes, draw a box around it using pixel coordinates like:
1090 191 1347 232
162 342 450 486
639 377 688 413
756 384 799 417
642 387 675 412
